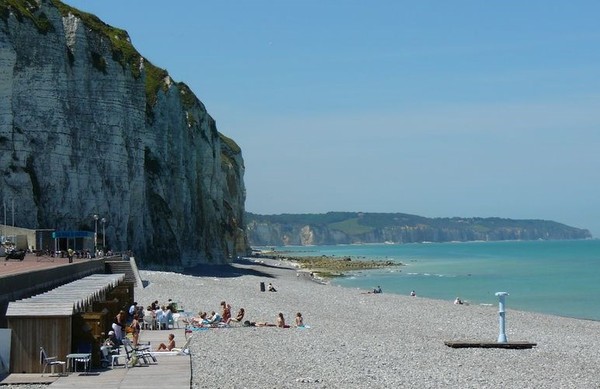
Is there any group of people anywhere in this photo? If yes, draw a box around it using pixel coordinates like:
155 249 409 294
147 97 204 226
148 300 179 328
243 312 304 328
42 248 111 259
184 300 305 330
108 299 180 349
187 301 245 328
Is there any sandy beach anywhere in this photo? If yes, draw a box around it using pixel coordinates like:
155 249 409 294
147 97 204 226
134 258 600 388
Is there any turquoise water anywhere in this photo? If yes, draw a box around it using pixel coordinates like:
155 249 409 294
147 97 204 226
275 240 600 321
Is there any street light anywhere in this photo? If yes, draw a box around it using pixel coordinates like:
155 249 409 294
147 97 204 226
101 217 106 249
93 214 98 252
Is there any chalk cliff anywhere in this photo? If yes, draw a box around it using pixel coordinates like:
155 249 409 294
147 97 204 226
0 0 248 266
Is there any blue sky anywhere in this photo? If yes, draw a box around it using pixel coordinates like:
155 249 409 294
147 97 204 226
65 1 600 237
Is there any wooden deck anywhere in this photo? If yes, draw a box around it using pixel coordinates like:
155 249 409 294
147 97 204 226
0 329 191 388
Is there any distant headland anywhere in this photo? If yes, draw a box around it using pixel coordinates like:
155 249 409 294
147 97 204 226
245 211 592 246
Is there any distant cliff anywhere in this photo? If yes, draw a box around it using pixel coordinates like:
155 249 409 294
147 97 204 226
0 0 249 266
246 212 592 246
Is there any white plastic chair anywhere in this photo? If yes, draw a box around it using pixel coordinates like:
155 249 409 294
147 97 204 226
143 315 156 330
40 347 66 376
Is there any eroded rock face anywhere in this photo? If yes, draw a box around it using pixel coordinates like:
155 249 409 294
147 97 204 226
0 0 248 267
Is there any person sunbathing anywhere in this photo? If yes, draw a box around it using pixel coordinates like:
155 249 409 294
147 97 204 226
207 311 222 326
254 313 290 328
156 333 175 351
295 312 304 327
276 312 288 328
221 301 232 322
186 311 209 328
227 308 245 324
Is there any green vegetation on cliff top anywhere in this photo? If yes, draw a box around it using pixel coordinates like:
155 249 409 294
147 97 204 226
0 0 173 109
0 0 53 33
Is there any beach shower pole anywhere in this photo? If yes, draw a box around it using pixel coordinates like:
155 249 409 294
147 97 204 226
495 292 509 343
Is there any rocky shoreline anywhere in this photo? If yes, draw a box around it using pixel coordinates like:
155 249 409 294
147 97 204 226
252 250 400 279
133 257 600 388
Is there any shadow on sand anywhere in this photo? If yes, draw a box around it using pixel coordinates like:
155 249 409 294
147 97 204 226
180 258 284 279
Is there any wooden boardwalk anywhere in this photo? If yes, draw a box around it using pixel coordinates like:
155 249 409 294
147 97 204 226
1 329 191 389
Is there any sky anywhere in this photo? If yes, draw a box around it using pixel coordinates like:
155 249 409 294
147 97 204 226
64 1 600 237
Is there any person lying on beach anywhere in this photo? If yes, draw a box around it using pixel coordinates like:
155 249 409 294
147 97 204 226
253 321 275 327
188 311 210 327
156 333 175 351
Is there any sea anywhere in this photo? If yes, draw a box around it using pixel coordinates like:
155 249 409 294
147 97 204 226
270 239 600 321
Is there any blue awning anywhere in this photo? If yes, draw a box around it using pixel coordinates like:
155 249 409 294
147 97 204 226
51 231 94 239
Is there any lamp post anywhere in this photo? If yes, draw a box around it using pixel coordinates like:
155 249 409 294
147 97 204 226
101 217 106 249
93 214 98 252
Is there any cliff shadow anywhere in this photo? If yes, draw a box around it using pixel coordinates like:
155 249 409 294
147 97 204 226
181 262 276 279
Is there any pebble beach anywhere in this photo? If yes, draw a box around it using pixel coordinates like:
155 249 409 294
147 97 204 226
134 258 600 389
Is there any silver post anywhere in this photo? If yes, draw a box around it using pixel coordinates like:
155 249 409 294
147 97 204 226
495 292 509 343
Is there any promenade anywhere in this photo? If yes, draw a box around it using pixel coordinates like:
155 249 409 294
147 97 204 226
1 328 191 388
0 252 90 277
0 253 192 388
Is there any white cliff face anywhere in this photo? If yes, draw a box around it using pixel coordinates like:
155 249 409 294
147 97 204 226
0 0 248 266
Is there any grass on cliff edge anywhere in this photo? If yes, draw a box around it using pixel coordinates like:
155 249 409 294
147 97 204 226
256 251 402 279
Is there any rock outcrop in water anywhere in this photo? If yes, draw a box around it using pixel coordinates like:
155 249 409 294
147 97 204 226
246 212 592 246
0 0 248 266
